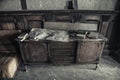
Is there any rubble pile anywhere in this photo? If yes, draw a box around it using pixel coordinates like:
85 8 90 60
28 28 69 42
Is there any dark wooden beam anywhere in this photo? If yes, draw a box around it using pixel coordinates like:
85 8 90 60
21 0 27 10
0 10 118 15
115 0 120 10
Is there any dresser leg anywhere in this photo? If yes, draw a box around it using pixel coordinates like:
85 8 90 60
24 65 28 72
94 64 99 70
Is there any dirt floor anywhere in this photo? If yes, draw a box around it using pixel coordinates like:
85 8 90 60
15 55 120 80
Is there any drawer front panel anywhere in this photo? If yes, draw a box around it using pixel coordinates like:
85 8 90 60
77 41 104 63
48 41 77 64
22 42 47 63
49 41 76 48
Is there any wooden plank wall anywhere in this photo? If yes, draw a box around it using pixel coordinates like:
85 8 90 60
0 11 117 54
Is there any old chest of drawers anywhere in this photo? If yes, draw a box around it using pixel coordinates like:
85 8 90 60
17 29 107 67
